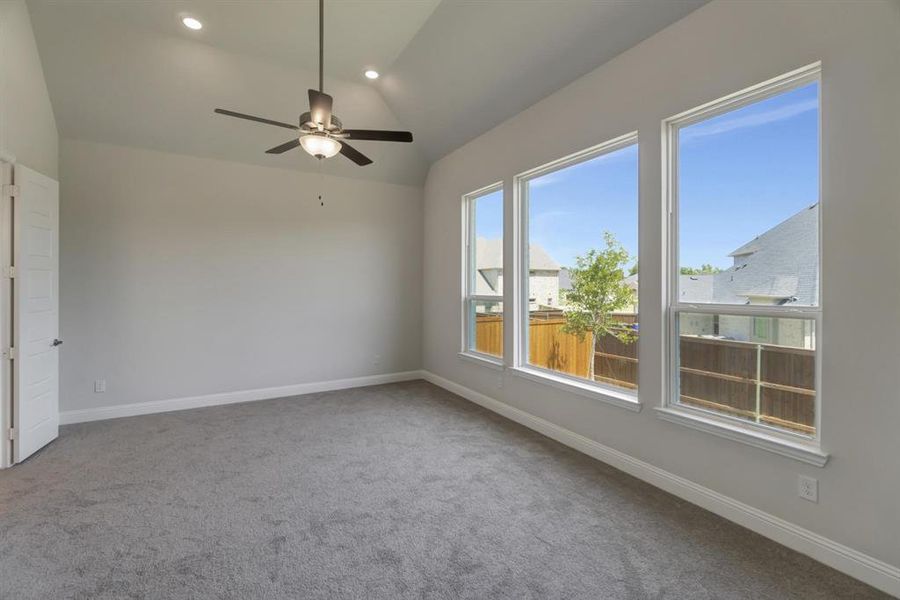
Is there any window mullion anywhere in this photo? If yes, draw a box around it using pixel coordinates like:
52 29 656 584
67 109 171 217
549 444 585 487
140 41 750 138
469 294 503 301
672 303 820 317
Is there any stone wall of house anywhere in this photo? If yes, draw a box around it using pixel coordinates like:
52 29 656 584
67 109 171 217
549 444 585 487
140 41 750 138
529 270 560 310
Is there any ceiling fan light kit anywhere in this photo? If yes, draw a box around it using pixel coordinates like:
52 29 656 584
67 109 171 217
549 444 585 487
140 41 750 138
300 134 341 158
212 0 412 166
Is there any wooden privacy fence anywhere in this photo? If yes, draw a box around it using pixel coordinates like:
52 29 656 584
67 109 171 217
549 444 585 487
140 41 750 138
527 317 594 378
473 314 632 381
475 313 815 434
679 336 815 434
473 314 504 356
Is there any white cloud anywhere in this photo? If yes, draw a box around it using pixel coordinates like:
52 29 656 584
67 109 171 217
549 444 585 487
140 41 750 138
528 143 637 187
682 98 817 142
529 172 563 188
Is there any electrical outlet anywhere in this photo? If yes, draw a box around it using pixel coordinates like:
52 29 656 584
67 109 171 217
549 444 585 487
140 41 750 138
798 475 818 503
94 379 106 393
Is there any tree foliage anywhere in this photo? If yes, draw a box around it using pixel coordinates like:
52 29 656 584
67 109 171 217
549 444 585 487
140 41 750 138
561 232 636 346
680 263 721 275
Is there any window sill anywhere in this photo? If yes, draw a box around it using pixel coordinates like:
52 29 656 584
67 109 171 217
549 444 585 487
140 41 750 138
457 352 504 371
509 366 641 413
655 406 829 467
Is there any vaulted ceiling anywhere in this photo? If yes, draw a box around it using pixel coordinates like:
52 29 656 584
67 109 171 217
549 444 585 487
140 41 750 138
28 0 706 186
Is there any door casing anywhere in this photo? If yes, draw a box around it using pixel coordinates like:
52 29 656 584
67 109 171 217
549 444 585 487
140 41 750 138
0 159 13 469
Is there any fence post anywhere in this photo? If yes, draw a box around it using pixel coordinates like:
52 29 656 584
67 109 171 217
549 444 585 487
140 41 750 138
755 344 762 423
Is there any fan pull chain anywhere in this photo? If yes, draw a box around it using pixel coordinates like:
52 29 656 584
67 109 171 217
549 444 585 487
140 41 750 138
318 157 325 206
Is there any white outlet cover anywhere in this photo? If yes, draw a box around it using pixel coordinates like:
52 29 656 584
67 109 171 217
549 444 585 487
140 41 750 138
798 475 818 503
94 379 106 393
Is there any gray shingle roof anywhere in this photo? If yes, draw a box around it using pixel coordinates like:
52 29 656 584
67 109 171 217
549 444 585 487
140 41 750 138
679 204 819 305
679 274 714 301
476 238 560 271
477 203 818 307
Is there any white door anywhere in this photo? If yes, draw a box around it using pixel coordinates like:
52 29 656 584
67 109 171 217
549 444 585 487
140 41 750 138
13 165 60 462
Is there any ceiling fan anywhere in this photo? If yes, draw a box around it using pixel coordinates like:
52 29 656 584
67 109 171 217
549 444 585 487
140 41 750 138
213 0 413 166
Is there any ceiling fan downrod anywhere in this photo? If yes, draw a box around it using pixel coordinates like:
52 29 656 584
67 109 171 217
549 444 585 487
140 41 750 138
318 0 324 93
212 0 413 167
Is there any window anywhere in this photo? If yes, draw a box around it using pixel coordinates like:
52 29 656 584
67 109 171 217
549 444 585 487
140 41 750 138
462 184 504 360
666 65 821 441
516 135 639 397
752 317 772 343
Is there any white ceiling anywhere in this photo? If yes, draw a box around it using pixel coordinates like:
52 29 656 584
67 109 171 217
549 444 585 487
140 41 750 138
35 1 442 80
381 0 708 163
28 0 706 186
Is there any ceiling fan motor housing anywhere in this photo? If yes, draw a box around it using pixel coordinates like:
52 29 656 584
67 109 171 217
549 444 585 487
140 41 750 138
299 112 343 135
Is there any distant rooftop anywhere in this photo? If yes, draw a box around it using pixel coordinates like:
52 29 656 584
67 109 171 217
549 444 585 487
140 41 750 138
481 203 818 307
476 238 560 271
681 203 819 305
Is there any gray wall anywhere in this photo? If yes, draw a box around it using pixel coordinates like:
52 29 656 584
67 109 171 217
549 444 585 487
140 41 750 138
0 0 58 176
423 0 900 571
60 139 422 412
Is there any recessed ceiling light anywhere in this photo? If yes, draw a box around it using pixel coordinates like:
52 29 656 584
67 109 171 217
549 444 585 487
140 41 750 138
364 70 379 80
182 16 203 30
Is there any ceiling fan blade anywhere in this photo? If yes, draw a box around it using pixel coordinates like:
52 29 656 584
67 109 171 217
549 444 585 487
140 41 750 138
265 139 302 154
308 89 333 127
339 141 373 166
214 108 298 130
342 129 413 143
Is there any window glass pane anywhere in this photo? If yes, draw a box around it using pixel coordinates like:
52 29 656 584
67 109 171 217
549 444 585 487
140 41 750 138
473 190 503 298
677 82 819 306
465 187 503 356
524 143 638 389
470 300 503 357
677 312 816 436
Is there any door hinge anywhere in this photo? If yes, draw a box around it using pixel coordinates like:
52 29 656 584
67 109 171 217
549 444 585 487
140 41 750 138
7 428 16 441
5 347 15 360
2 184 19 198
6 266 14 279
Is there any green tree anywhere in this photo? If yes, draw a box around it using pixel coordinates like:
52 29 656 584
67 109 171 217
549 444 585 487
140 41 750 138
680 263 721 275
561 232 636 380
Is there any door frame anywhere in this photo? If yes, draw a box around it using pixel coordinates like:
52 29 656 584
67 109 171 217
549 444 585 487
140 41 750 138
0 156 14 469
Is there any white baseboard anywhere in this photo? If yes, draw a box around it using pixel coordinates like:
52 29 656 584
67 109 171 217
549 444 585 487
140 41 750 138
60 370 424 425
421 370 900 598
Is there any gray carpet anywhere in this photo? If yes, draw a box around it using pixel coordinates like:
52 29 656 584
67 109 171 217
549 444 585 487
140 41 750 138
0 381 888 599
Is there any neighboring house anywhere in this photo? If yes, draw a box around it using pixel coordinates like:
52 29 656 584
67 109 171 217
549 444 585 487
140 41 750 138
476 238 560 312
619 204 818 347
682 203 819 306
678 204 819 348
483 204 817 349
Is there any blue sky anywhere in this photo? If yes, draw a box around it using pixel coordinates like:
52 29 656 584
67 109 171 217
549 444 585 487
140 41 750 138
528 144 638 268
475 81 819 271
474 188 503 240
678 81 819 268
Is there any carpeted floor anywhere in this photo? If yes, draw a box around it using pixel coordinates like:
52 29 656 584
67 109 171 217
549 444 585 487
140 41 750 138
0 380 889 599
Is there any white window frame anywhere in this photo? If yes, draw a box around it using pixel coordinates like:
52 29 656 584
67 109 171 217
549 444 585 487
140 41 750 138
658 63 828 466
460 182 505 369
511 132 641 412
